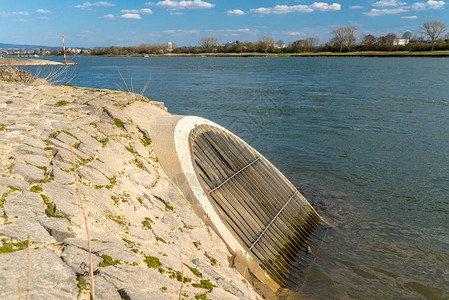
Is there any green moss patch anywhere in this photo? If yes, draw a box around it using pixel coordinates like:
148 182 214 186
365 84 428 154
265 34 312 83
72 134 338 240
184 264 201 277
56 100 68 107
204 253 217 266
155 236 167 244
99 254 121 267
144 256 162 269
142 218 152 230
169 270 191 283
30 185 43 193
195 294 208 300
154 195 173 211
113 118 126 130
192 280 216 291
0 240 29 254
76 275 89 293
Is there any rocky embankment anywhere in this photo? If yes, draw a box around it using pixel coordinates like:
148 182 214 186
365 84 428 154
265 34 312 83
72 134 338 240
0 80 261 300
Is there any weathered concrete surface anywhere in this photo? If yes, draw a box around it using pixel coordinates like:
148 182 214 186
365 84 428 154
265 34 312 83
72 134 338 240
0 80 261 300
0 248 78 299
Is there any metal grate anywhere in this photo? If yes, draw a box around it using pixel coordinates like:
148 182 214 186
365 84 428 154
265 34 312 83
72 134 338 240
189 124 321 286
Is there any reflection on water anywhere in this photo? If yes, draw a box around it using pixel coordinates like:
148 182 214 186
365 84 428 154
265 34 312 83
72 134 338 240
30 57 449 299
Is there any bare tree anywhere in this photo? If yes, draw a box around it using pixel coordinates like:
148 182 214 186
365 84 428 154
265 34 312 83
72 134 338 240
289 38 320 53
256 36 274 53
199 36 219 53
330 25 358 52
361 33 376 46
422 20 448 51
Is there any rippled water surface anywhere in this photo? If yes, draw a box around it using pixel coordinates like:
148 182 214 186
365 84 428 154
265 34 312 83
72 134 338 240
37 57 449 299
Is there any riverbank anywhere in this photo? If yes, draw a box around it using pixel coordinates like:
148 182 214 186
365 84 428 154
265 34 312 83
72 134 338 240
151 51 449 57
0 78 262 299
33 50 449 58
0 57 76 66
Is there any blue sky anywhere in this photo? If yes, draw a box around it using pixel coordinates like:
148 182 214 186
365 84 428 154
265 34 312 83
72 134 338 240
0 0 447 47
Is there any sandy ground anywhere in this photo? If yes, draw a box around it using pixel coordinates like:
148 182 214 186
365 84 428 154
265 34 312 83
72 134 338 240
0 57 76 66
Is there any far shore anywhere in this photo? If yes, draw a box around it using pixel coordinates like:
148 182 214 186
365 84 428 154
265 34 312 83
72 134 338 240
3 51 449 63
35 50 449 58
139 51 449 57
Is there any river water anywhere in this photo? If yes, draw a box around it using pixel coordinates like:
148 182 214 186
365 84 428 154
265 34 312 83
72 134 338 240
34 57 449 299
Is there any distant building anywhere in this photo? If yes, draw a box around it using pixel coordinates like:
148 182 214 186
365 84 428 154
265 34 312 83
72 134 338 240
67 47 89 54
393 39 409 46
274 43 286 49
167 42 173 52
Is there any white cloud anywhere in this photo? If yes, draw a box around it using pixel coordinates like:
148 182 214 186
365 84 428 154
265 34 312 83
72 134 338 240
75 1 116 10
225 28 251 32
373 0 406 7
119 13 141 19
250 2 341 14
250 7 275 14
170 11 184 15
163 29 200 34
311 2 342 11
411 2 427 8
140 8 154 14
363 7 408 16
286 31 304 36
101 14 115 19
0 11 29 17
428 0 446 8
14 18 26 22
121 8 153 14
412 0 446 9
36 9 51 14
150 0 215 10
227 9 246 16
349 5 363 8
401 15 418 18
38 16 49 20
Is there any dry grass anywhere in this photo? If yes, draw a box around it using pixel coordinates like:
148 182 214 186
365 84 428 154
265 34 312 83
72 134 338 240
0 64 75 85
70 144 95 300
26 234 30 300
0 67 34 83
179 254 184 300
113 70 152 95
18 279 22 300
34 64 75 85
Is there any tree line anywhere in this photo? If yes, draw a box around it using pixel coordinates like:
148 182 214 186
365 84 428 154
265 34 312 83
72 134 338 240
85 20 448 56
